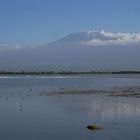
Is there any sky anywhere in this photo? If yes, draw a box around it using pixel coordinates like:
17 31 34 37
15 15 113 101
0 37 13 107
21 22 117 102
0 0 140 46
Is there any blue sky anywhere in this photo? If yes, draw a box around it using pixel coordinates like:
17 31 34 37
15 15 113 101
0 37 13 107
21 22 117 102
0 0 140 46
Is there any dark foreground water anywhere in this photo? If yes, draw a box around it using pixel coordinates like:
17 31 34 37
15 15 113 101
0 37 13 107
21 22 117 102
0 75 140 140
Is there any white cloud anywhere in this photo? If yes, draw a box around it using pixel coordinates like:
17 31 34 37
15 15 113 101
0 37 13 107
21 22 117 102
83 30 140 46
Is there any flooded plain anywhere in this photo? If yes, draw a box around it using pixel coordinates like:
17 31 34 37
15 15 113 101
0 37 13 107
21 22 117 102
0 75 140 140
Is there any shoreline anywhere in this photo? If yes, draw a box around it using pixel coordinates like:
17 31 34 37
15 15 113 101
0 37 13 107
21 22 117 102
1 71 140 76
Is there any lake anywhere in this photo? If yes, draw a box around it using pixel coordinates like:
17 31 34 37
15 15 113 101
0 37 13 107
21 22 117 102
0 75 140 140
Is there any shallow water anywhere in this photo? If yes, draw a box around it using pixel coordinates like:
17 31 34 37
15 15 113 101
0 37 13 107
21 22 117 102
0 75 140 140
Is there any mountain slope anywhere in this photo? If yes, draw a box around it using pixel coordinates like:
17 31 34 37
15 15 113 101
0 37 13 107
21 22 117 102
0 30 140 71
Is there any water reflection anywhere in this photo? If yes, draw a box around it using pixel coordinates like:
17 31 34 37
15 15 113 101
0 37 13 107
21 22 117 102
0 76 140 140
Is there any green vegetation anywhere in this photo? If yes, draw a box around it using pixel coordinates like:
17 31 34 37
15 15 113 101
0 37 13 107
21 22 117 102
39 88 98 96
0 70 140 75
87 125 103 131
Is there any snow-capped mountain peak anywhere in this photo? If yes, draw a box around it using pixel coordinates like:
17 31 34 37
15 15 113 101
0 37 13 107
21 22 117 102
1 30 140 71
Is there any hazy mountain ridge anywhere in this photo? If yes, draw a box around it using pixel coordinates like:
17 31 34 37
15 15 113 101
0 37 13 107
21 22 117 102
0 30 140 71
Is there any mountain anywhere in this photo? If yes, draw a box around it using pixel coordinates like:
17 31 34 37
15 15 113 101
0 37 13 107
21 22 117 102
1 30 140 71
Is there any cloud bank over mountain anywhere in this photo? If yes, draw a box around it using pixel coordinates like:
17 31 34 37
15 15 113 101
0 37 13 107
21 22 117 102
82 30 140 47
1 30 140 71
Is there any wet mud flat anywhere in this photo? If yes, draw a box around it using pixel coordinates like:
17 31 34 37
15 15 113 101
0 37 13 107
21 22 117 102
109 86 140 98
1 75 140 140
39 86 140 98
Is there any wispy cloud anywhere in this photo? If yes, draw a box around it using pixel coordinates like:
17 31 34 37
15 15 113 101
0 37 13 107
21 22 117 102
82 30 140 46
0 43 22 51
0 43 8 48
